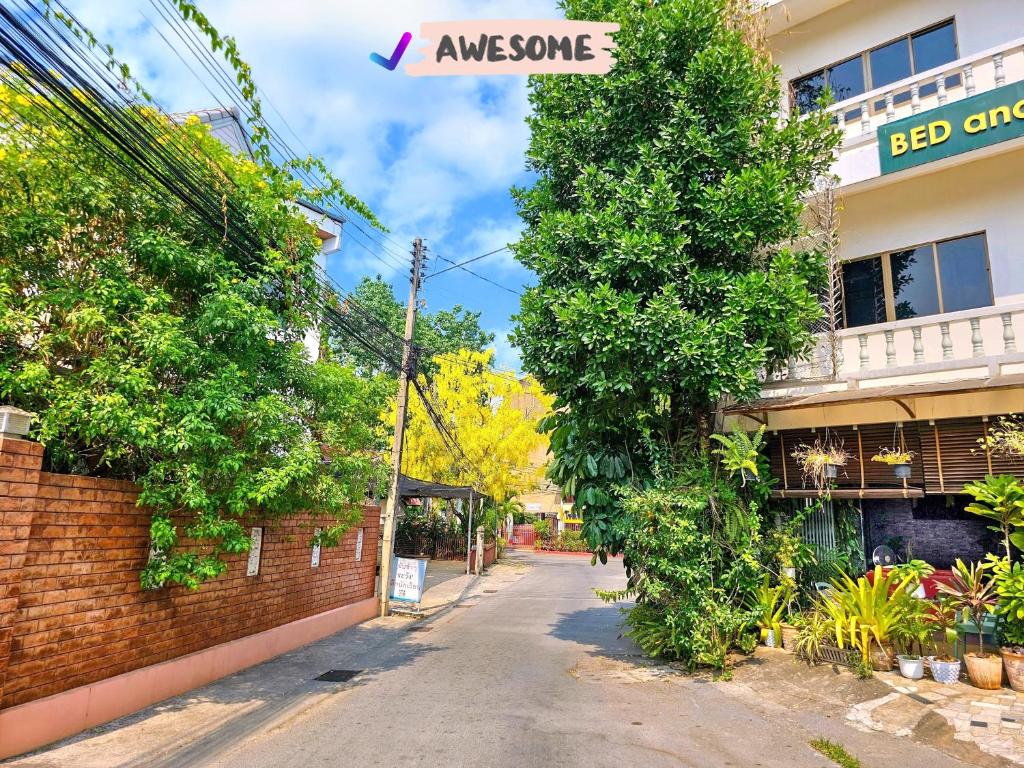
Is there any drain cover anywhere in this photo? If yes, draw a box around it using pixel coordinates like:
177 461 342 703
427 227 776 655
406 625 431 632
315 669 361 682
483 589 497 593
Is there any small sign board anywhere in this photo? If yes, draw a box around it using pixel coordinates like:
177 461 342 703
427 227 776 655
311 527 322 568
355 527 364 561
246 527 263 576
389 556 427 604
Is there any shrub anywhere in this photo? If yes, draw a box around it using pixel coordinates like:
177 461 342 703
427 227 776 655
538 530 590 552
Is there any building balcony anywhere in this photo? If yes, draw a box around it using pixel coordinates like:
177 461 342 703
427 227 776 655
764 302 1024 396
816 37 1024 189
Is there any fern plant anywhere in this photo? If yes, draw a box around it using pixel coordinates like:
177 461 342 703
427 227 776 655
711 425 766 486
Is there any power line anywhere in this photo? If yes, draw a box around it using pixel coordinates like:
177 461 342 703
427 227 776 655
422 246 510 280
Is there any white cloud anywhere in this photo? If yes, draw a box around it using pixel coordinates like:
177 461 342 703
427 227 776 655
65 0 559 284
463 218 526 273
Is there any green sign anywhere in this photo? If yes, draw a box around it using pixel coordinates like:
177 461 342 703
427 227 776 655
877 80 1024 174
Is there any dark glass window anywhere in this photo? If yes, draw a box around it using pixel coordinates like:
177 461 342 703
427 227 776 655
842 257 886 328
891 246 940 320
793 20 958 115
937 234 992 312
870 37 913 88
793 71 825 113
828 56 866 103
912 22 958 72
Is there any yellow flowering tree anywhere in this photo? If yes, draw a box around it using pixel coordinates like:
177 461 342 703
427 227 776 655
397 350 552 503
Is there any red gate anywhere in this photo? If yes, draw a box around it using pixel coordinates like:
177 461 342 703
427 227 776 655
509 524 536 547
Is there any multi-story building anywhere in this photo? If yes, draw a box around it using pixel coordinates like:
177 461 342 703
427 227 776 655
725 1 1024 567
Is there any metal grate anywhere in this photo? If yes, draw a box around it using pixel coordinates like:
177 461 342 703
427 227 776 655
314 669 362 682
802 498 837 554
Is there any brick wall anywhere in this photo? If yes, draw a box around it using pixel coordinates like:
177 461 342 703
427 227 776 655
0 437 379 710
861 498 996 568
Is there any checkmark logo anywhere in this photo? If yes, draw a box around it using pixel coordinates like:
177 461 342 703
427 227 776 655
370 32 413 71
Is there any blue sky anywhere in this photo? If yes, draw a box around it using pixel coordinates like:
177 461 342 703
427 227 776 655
66 0 567 372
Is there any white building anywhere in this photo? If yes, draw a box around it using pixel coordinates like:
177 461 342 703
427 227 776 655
180 107 343 362
726 1 1024 567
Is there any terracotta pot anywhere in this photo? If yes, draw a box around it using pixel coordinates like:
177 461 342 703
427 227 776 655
964 652 1004 690
780 624 799 652
927 656 961 685
1001 647 1024 692
869 644 894 671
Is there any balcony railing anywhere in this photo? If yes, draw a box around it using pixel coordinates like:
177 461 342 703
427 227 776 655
767 303 1024 392
818 38 1024 145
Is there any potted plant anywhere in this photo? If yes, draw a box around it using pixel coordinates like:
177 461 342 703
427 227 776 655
989 555 1024 692
792 439 851 489
893 594 932 680
711 425 766 487
745 576 789 647
937 559 1002 690
893 559 935 599
821 565 914 671
792 608 833 665
962 475 1024 560
924 597 962 684
870 447 915 479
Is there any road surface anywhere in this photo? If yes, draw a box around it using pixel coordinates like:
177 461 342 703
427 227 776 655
7 551 991 768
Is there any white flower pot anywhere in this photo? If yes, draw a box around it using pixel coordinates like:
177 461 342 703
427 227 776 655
898 655 924 680
765 629 777 648
927 656 961 685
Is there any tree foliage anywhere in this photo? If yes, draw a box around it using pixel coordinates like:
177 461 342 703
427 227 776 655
330 275 494 377
396 349 552 503
512 0 838 555
0 85 387 589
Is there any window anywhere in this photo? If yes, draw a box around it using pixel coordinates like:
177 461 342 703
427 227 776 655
842 257 886 328
841 233 992 328
791 20 958 114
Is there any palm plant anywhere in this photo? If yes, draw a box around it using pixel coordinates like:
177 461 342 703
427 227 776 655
962 475 1024 559
936 559 997 656
821 566 914 665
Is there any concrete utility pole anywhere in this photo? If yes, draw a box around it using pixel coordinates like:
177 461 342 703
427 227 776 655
379 237 425 617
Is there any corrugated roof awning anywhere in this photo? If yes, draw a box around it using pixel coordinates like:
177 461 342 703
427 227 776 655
397 474 486 500
723 373 1024 417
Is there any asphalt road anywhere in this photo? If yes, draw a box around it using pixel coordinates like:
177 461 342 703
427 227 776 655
7 551 987 768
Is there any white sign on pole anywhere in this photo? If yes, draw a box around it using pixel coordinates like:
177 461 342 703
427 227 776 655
311 527 322 568
389 557 427 603
355 527 364 561
246 527 263 576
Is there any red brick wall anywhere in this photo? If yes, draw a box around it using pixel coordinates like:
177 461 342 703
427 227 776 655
0 438 379 709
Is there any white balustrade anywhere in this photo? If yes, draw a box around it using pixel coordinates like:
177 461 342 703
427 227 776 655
821 39 1024 144
774 305 1024 386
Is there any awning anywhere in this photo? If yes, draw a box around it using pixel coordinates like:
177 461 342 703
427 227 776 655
724 372 1024 418
397 474 486 500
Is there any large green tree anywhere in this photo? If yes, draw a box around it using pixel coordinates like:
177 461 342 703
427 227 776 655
512 0 837 558
330 275 494 376
0 82 387 588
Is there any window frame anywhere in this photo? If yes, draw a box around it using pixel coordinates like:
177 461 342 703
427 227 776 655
790 18 959 113
840 231 993 329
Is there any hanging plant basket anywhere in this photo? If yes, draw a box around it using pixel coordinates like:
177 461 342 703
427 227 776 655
823 463 838 479
893 463 912 479
871 447 915 479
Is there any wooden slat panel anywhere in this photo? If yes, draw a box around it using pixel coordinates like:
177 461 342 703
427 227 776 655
924 418 990 493
858 422 925 488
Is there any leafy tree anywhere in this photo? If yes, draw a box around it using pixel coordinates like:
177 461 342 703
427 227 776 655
512 0 837 556
0 84 386 588
514 0 837 667
330 275 495 376
395 349 552 504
